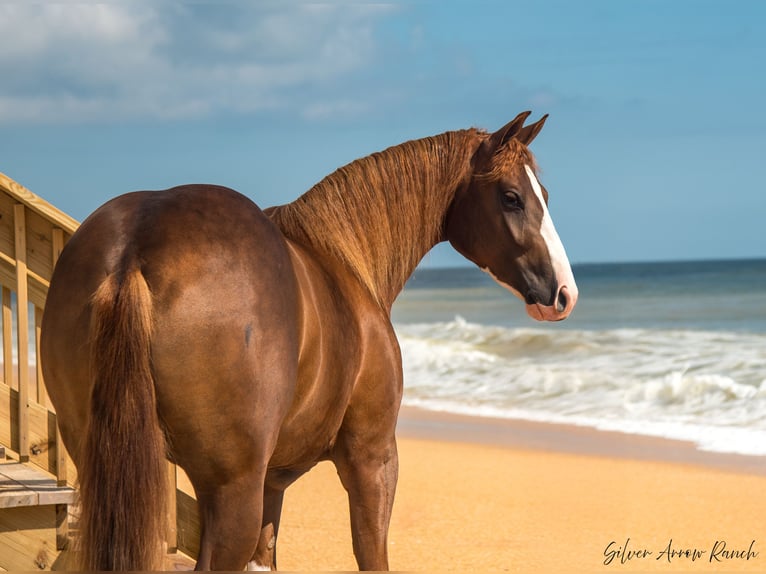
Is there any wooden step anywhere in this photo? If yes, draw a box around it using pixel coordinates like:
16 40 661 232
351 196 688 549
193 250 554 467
0 462 75 508
0 462 76 571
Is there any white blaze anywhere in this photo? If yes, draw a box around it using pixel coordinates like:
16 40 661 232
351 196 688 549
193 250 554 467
524 164 577 297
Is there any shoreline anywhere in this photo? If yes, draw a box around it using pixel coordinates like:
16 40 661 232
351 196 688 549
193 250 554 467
396 405 766 477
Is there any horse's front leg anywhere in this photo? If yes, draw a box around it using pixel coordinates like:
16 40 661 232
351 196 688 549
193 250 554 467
333 431 399 571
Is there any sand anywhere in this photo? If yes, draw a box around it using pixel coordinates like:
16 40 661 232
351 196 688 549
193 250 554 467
273 408 766 572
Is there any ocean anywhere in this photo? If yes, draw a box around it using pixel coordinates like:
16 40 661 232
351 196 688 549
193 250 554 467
391 259 766 456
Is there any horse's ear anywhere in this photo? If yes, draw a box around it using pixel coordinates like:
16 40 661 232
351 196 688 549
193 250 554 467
486 111 532 151
516 114 549 146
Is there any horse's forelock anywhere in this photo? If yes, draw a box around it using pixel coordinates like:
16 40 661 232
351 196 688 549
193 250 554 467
478 138 539 183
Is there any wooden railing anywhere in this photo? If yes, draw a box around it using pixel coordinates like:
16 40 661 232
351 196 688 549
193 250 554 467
0 172 78 486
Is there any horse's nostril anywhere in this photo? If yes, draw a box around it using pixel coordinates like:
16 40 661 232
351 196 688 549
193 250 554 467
556 288 568 313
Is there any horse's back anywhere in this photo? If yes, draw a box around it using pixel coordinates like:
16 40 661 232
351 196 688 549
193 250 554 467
42 184 300 471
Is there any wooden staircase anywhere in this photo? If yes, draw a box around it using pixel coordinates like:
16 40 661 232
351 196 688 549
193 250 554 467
0 458 196 571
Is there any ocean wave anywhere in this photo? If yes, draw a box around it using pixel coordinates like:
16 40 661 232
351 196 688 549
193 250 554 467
394 316 766 455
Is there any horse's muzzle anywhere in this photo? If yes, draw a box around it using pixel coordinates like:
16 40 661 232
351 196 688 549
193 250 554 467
525 284 577 322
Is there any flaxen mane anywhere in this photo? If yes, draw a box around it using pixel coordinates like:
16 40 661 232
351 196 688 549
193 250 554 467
269 129 485 307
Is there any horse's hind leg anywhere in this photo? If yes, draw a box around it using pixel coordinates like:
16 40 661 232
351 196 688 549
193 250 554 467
194 468 266 571
248 485 284 570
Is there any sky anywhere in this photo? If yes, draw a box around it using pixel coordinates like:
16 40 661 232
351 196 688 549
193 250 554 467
0 1 764 267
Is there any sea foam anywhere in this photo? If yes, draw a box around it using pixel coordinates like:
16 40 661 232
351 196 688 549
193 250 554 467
396 316 766 456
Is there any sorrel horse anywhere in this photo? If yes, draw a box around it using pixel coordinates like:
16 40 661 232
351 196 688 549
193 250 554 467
40 111 577 571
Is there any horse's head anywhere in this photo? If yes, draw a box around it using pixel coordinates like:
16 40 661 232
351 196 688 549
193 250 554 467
445 111 578 321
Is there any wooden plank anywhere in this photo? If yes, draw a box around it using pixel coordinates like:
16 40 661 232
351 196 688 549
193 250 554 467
34 307 46 407
0 462 75 507
55 426 68 487
2 286 13 389
0 504 60 571
0 172 79 235
0 490 37 509
51 228 65 263
2 462 44 483
164 549 196 570
0 381 13 451
55 503 69 552
65 451 77 489
0 190 16 261
0 464 37 508
25 209 55 285
165 461 178 554
176 489 200 559
14 204 30 461
37 485 76 506
175 465 199 558
51 227 69 486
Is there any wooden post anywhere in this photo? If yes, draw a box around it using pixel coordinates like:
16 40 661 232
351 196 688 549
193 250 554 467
14 204 30 462
34 307 46 407
51 228 68 486
2 287 12 389
165 461 178 555
55 503 69 551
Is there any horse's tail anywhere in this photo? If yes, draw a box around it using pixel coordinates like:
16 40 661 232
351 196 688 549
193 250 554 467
79 266 167 570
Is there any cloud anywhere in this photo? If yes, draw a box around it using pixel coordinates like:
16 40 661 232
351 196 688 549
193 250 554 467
0 3 394 124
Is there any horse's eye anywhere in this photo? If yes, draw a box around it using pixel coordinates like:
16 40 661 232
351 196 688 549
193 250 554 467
500 190 523 212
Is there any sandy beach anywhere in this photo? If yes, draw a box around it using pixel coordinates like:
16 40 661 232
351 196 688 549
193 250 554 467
273 407 766 572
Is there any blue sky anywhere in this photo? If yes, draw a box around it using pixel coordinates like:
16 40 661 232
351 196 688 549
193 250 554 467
0 1 764 266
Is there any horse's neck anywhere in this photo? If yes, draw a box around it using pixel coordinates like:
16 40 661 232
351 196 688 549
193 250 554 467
270 129 481 309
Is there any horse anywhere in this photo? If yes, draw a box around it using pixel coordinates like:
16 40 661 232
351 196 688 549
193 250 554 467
40 111 578 571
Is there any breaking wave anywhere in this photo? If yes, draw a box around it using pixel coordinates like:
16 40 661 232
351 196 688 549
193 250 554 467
396 316 766 455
